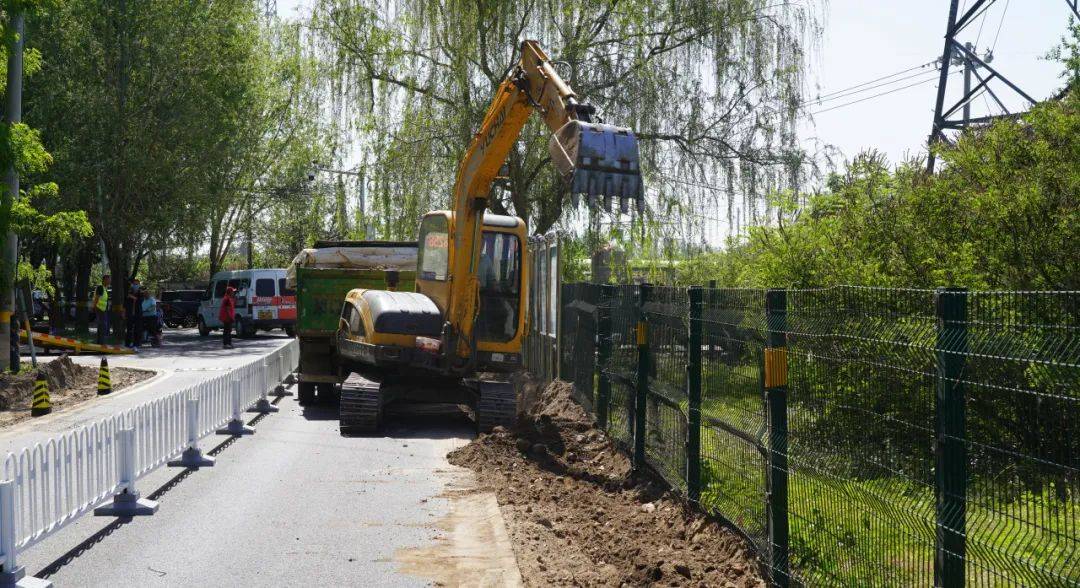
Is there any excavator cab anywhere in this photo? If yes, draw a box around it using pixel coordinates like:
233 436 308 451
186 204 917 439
550 121 643 213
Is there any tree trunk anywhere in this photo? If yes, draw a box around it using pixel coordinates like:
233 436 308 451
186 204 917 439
107 244 130 341
47 250 64 332
74 245 91 334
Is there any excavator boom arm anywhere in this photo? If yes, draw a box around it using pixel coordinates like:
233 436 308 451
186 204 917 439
446 40 643 361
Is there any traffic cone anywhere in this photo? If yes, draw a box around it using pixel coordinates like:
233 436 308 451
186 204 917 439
31 372 51 417
97 357 113 395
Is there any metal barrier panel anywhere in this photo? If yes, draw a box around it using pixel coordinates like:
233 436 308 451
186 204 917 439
598 285 638 450
643 286 689 490
784 287 938 586
698 288 770 556
962 291 1077 586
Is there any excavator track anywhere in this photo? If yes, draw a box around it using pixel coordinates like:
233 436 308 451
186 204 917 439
475 380 518 433
339 373 383 435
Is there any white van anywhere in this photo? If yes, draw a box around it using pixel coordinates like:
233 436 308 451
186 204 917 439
197 269 297 338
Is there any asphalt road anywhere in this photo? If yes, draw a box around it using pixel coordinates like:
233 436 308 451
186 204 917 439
4 329 522 587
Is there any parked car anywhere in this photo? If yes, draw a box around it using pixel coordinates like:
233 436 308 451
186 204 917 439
160 289 203 328
197 269 297 338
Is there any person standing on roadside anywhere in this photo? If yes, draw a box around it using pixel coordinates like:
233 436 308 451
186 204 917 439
124 278 141 348
92 274 111 345
219 286 236 349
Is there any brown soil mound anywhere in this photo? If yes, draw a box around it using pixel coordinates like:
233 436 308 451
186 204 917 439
0 356 154 427
448 376 764 587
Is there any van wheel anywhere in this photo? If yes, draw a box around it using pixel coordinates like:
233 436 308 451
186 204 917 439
284 325 296 338
197 318 210 337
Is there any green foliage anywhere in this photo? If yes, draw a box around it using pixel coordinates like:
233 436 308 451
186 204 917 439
15 259 50 294
676 92 1080 291
310 0 821 240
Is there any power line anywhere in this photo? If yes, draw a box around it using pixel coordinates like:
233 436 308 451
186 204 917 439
813 70 961 115
810 60 937 103
805 68 942 107
991 0 1010 51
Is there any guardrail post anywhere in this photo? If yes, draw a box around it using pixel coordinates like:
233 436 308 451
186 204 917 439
94 428 158 517
0 480 42 587
217 379 255 436
686 286 703 502
274 353 291 396
595 285 614 430
935 288 968 588
169 398 216 469
249 359 279 414
765 288 789 587
633 284 651 470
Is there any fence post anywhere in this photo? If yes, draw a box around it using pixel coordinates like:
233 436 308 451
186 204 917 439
250 359 280 414
686 286 703 502
633 284 651 470
276 352 294 396
217 378 255 436
764 288 789 587
596 285 614 430
169 397 216 469
94 428 158 517
935 288 967 588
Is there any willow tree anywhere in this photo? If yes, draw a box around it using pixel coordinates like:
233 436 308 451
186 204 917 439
309 0 820 245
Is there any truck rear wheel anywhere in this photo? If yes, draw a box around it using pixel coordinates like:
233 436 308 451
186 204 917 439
298 382 316 406
284 324 296 338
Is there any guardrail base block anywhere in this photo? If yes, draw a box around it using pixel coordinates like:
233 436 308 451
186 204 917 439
216 419 255 436
94 489 158 517
167 447 216 469
274 383 293 396
0 568 52 588
248 398 279 414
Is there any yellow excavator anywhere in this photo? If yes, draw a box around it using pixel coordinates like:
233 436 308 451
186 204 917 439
335 40 643 433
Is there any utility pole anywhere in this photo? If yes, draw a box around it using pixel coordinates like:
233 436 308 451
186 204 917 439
0 10 25 372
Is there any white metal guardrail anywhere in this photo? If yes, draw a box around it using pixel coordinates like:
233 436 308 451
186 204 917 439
0 339 299 584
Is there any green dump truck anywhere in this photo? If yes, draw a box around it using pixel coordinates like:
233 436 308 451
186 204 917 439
287 240 418 405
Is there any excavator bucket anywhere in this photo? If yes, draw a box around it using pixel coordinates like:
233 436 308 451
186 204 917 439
549 120 644 213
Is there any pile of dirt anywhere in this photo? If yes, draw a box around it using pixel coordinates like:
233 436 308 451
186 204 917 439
0 356 154 426
448 376 764 587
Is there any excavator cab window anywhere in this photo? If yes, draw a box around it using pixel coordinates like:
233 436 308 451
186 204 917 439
476 231 520 342
417 215 449 281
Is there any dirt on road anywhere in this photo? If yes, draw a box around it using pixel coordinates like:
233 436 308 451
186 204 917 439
0 356 154 427
448 376 764 587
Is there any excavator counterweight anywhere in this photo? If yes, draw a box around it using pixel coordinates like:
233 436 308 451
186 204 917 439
550 120 644 213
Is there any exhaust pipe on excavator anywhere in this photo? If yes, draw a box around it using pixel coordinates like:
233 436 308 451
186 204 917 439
549 120 644 213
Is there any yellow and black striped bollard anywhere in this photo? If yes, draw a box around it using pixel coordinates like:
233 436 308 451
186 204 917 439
31 372 51 416
97 357 113 395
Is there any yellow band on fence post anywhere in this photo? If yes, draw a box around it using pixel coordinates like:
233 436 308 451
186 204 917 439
636 321 648 345
0 310 12 322
764 347 788 388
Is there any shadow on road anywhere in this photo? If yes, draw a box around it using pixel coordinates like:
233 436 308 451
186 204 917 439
300 399 476 440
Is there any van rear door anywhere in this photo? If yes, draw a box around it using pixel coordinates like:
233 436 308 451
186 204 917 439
252 277 278 322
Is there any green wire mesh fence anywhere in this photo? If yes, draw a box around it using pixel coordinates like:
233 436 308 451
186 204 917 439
548 282 1078 587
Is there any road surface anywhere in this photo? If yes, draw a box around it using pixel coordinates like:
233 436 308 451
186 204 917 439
4 330 522 587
